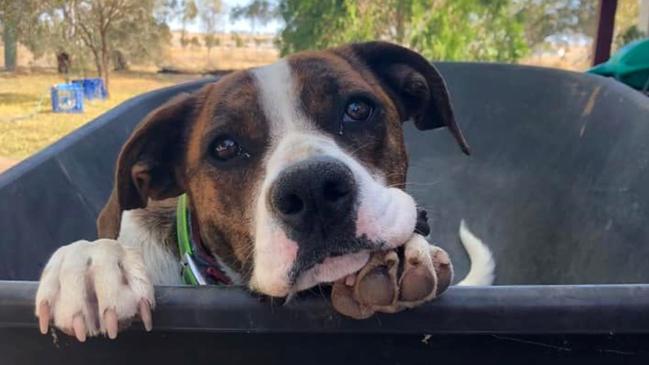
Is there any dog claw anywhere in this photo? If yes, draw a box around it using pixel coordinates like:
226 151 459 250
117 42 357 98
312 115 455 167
37 301 50 335
139 300 153 332
432 247 453 296
34 239 155 340
104 309 118 339
72 315 87 342
344 274 356 287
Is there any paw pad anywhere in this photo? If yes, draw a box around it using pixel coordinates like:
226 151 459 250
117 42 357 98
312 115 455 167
331 236 453 319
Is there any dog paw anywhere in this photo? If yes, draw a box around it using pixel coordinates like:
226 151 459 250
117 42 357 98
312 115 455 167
35 239 154 341
331 234 452 319
398 235 453 306
331 251 399 319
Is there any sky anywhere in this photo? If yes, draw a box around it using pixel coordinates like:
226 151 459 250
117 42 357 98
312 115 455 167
168 0 283 35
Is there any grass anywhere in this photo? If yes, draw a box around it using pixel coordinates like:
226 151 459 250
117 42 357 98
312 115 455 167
0 71 200 160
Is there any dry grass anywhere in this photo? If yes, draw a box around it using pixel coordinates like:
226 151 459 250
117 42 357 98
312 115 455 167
0 32 280 73
138 32 279 72
162 45 278 72
0 71 200 160
519 45 593 72
0 32 278 169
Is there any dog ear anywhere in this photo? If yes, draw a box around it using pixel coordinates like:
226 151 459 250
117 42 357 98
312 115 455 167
97 92 197 238
345 41 470 155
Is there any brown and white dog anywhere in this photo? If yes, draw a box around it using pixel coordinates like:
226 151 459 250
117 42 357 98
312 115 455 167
34 42 494 341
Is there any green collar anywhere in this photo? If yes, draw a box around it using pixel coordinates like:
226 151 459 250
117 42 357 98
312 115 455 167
176 194 232 286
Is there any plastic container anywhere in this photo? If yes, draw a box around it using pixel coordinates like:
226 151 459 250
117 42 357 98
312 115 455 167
50 83 84 113
2 65 649 364
72 78 108 100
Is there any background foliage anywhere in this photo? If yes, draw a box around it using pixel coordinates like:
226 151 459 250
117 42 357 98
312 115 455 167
233 0 643 62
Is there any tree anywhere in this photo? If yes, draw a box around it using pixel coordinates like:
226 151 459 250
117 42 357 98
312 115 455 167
199 0 222 62
1 3 17 71
0 1 44 71
232 32 245 47
512 0 643 57
2 1 172 77
405 0 528 61
265 0 528 62
513 0 598 50
204 34 220 51
613 0 643 50
231 0 277 34
109 6 172 68
180 0 198 47
43 0 169 95
55 0 135 94
160 0 198 47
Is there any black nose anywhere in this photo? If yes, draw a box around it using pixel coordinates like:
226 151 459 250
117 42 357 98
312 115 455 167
270 157 357 236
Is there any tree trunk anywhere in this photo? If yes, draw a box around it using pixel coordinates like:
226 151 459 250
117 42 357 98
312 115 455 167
100 51 110 97
3 15 18 71
89 47 110 97
91 48 102 78
394 0 405 44
100 30 111 97
56 52 71 74
113 50 128 71
181 20 187 47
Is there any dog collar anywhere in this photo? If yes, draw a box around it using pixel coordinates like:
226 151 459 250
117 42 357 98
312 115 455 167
176 194 232 286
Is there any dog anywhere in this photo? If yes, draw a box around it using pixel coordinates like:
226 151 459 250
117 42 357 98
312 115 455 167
34 41 494 340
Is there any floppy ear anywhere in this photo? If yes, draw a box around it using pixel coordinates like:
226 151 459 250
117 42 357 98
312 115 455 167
345 41 470 155
97 92 197 238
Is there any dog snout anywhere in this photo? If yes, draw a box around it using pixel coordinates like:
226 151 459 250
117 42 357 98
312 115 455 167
270 157 357 235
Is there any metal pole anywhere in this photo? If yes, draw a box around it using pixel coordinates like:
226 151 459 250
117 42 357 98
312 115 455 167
592 0 618 66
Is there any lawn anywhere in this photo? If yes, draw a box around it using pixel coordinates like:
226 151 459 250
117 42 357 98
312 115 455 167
0 71 200 161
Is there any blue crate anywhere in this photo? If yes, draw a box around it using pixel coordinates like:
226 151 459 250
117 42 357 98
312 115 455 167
50 83 84 113
72 78 107 100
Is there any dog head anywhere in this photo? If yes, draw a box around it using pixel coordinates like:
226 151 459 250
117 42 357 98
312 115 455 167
98 42 468 297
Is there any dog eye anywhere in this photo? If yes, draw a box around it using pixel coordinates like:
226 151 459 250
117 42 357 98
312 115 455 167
211 136 242 161
343 99 373 123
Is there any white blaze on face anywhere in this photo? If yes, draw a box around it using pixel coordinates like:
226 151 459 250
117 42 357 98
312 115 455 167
249 59 417 297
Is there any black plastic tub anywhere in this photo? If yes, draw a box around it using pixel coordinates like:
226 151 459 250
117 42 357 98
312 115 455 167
1 64 649 364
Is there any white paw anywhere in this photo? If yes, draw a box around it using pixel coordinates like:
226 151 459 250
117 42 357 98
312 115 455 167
35 239 154 341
